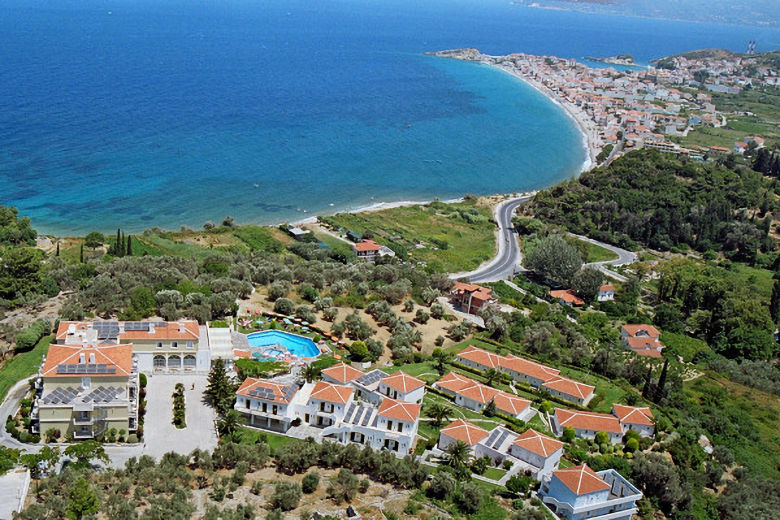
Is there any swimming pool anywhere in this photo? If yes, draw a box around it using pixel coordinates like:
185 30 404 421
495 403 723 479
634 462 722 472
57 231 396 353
246 330 320 359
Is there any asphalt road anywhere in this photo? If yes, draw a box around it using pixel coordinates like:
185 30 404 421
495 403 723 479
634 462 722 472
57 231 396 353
576 233 637 282
452 196 531 283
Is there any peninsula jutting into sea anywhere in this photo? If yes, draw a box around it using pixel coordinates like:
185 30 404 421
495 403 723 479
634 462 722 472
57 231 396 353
431 47 779 166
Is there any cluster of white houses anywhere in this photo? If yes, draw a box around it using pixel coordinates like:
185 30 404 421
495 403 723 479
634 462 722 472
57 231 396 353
436 418 644 520
455 346 596 406
234 363 425 455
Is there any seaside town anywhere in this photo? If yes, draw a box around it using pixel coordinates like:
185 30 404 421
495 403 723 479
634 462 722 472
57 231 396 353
434 47 779 164
2 3 780 518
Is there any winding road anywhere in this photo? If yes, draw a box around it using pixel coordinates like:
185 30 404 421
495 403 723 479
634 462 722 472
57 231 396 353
450 196 531 283
451 197 636 283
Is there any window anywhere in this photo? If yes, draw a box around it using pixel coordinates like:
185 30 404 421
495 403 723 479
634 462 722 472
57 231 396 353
186 341 194 349
171 341 178 349
81 377 91 388
156 342 163 349
272 405 278 415
386 420 392 431
262 402 267 413
397 422 403 432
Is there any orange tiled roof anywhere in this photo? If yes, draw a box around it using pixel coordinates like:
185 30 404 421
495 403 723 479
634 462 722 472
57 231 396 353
381 371 425 393
500 355 560 382
553 464 610 495
237 377 299 404
233 350 251 359
452 282 494 301
625 336 662 350
321 362 365 384
440 419 489 446
548 290 585 306
599 285 616 292
457 345 502 369
612 405 654 426
434 371 473 393
543 377 595 400
631 348 663 358
310 381 354 404
513 428 564 458
621 324 660 339
554 408 622 434
377 398 421 423
353 240 381 252
56 320 200 341
42 344 133 377
493 392 531 416
458 382 500 404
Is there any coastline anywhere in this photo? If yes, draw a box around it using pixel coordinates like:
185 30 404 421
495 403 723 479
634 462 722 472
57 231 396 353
499 64 598 172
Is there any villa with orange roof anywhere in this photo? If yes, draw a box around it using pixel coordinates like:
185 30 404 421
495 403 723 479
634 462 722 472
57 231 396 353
433 372 533 420
31 342 139 440
455 346 595 405
56 320 208 373
437 419 490 452
351 239 395 263
450 282 497 314
548 289 585 307
612 404 655 437
551 409 624 444
597 285 615 302
509 428 565 478
235 369 422 455
620 324 664 359
539 464 642 520
377 370 426 404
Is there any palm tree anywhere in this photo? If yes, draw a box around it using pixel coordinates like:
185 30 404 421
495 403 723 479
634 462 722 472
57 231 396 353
431 348 453 375
426 402 453 426
484 368 502 387
217 409 245 438
300 364 319 384
445 440 471 469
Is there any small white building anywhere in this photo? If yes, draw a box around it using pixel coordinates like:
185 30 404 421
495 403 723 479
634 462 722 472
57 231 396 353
437 419 490 453
596 285 615 302
508 428 565 480
539 464 642 520
612 404 655 437
434 372 533 420
377 371 426 404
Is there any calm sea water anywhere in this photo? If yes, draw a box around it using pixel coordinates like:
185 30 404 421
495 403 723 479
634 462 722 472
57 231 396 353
1 0 778 234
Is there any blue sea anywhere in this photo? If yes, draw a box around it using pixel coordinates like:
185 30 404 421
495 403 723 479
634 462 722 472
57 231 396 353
1 0 779 234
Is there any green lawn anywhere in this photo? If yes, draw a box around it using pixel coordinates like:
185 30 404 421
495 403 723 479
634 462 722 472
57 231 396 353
422 392 502 429
0 335 52 402
526 413 553 436
558 366 626 413
482 467 507 481
320 200 497 273
382 362 441 384
728 263 774 301
238 427 295 451
578 240 618 263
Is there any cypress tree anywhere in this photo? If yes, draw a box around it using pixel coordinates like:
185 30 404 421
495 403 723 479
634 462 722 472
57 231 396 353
115 228 121 255
770 279 780 324
126 235 132 256
120 231 125 257
642 366 653 399
654 359 669 403
79 244 84 263
56 242 60 257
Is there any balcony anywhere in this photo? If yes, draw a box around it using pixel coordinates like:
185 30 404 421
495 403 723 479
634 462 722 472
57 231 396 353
72 416 94 426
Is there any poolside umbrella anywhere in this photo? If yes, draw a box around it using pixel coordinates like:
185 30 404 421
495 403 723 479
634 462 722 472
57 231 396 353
294 317 302 323
301 322 309 326
283 318 292 325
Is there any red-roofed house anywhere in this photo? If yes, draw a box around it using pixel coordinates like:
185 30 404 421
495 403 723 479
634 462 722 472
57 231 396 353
451 282 497 314
33 343 138 439
542 378 596 406
612 405 655 437
552 409 623 444
597 285 615 302
378 371 426 404
352 240 382 262
540 464 642 520
621 324 664 358
321 362 365 385
235 377 300 432
549 289 585 307
433 371 533 420
508 429 565 479
437 419 490 451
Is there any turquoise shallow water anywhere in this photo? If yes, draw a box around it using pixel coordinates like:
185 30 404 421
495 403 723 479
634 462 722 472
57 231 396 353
1 0 777 234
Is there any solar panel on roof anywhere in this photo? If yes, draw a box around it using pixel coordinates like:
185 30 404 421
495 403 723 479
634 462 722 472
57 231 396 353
493 430 510 449
56 363 116 375
361 408 372 426
485 428 502 446
357 370 386 386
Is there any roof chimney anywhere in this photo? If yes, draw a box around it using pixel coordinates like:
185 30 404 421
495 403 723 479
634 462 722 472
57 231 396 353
89 353 95 363
149 323 155 334
179 322 185 334
118 322 125 333
67 324 76 334
79 353 85 364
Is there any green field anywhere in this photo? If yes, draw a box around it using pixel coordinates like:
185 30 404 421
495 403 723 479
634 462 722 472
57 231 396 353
320 200 497 273
237 427 295 451
481 467 507 481
0 335 52 402
577 240 618 263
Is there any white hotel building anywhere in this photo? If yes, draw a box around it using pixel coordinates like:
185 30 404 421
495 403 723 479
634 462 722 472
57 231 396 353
235 364 424 455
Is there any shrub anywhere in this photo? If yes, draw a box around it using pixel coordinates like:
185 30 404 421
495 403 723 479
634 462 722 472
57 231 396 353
270 481 302 511
327 468 360 503
470 456 490 475
139 373 147 388
127 434 139 443
428 471 456 500
14 320 50 352
455 482 483 514
562 427 576 443
302 471 320 493
594 431 610 445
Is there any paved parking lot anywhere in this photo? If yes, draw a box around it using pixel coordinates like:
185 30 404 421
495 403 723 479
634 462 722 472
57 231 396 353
141 374 218 459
